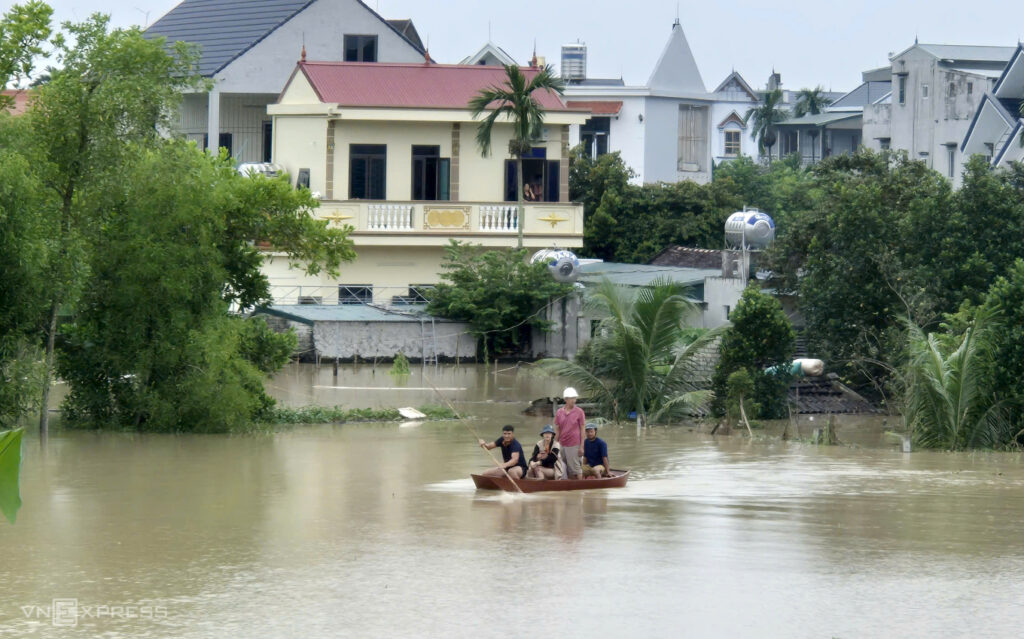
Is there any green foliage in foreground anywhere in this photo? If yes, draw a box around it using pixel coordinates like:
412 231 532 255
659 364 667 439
903 310 1014 450
265 405 457 424
427 241 572 360
536 278 721 426
711 287 795 419
0 428 23 524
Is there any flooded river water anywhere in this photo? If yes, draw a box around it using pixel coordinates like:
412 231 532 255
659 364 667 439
2 363 1023 637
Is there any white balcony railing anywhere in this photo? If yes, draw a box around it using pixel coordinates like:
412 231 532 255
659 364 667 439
367 204 414 230
479 205 518 232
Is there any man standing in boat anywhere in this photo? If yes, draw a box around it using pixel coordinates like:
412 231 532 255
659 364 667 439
581 423 610 479
554 387 586 479
478 425 527 479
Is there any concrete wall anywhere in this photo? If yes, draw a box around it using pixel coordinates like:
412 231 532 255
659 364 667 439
272 116 329 192
313 320 476 361
710 101 759 164
643 97 712 185
702 277 746 328
531 293 587 359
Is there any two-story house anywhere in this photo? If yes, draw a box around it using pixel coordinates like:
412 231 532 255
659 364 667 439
144 0 426 164
563 19 715 185
862 42 1015 185
264 60 589 304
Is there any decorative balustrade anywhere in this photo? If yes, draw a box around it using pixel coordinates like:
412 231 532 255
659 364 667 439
367 204 414 230
479 205 518 232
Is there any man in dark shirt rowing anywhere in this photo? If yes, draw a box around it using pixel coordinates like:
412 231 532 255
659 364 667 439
478 425 527 479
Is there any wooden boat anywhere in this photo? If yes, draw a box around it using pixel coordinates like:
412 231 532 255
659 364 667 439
471 469 630 493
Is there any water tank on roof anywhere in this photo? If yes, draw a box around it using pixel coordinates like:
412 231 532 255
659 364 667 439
531 249 581 283
725 209 775 249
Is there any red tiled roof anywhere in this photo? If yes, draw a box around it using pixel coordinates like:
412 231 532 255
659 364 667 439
2 89 32 115
565 100 623 115
297 62 575 111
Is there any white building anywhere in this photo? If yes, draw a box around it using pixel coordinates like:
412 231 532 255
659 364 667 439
960 43 1024 171
564 19 714 185
144 0 426 164
709 71 761 165
861 42 1015 185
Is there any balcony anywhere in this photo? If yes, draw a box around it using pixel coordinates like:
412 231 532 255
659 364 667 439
313 200 584 247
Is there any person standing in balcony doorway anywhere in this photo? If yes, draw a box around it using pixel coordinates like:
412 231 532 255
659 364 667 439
554 387 586 479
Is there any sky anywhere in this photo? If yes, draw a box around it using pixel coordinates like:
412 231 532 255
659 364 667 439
35 0 1024 92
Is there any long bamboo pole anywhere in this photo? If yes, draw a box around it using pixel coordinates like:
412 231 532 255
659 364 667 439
423 374 524 493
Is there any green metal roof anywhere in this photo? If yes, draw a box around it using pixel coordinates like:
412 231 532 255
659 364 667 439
258 304 450 324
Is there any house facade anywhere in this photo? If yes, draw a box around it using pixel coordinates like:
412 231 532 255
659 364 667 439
960 44 1024 171
265 61 589 304
709 72 760 165
564 19 715 185
861 42 1015 185
144 0 426 164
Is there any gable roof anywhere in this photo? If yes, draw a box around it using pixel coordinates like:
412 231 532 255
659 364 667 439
145 0 425 77
713 71 757 100
647 19 706 94
649 246 723 269
961 92 1016 153
295 61 574 110
460 42 518 67
993 43 1024 98
717 111 746 129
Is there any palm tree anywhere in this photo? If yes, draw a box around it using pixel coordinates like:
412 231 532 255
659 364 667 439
793 86 832 117
745 89 788 162
903 310 1012 450
535 278 723 427
469 64 565 248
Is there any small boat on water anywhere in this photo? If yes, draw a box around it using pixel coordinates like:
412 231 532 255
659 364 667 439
471 469 630 493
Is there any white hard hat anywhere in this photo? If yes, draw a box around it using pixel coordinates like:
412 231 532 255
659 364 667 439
563 387 578 399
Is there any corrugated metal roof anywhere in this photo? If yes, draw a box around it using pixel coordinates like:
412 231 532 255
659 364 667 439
299 62 573 110
565 100 623 115
578 262 717 288
776 112 861 127
145 0 313 76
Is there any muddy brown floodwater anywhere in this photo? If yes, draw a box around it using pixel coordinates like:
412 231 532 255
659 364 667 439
2 363 1023 637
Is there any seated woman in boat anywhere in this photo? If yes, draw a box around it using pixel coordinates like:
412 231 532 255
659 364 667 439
581 422 611 479
478 425 527 479
527 425 564 480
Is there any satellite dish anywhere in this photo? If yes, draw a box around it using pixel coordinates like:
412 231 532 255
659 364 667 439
531 249 580 283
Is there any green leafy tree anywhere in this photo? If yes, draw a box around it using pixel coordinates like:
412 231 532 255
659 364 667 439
792 86 832 117
0 1 52 106
745 88 788 161
726 369 758 436
426 241 571 361
711 287 795 419
25 15 206 434
536 278 722 426
57 143 349 432
469 64 565 248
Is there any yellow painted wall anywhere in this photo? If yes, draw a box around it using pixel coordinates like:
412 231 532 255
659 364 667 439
278 73 319 105
264 245 449 302
273 116 328 193
333 120 453 201
458 123 563 202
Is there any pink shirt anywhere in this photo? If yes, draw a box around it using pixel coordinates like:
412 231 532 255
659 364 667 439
555 405 586 447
